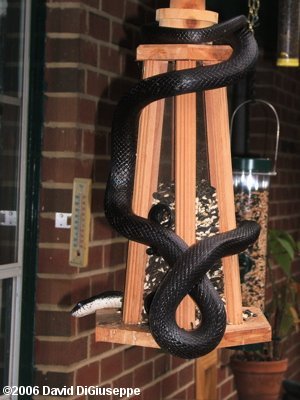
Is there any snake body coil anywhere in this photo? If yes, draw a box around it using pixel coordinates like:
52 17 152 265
73 16 261 359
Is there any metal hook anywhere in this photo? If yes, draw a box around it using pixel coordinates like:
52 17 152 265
230 99 280 175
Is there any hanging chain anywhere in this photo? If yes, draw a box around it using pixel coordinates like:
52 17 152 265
248 0 260 32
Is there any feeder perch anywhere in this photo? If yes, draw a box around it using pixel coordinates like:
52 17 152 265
95 0 271 350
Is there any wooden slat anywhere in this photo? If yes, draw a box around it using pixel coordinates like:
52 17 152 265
123 60 168 324
195 350 218 400
170 0 205 8
156 8 218 28
136 44 232 62
174 60 197 328
157 9 217 21
203 85 243 325
96 307 272 348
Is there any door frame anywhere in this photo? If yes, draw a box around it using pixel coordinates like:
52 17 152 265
18 0 46 392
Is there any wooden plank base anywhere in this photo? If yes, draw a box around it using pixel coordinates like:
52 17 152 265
95 307 271 349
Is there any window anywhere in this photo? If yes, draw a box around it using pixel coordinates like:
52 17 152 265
0 1 31 397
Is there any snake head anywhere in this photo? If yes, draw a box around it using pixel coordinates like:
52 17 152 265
148 203 174 228
146 203 174 256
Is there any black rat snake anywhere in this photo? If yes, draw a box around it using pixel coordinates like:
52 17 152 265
72 15 260 359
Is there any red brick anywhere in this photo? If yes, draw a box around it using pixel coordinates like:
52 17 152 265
124 346 144 369
179 363 194 387
143 347 161 360
36 276 70 305
187 383 196 400
220 378 234 399
103 242 127 267
35 370 74 388
101 351 123 381
96 100 115 129
121 53 139 79
47 7 87 34
125 1 146 25
46 37 97 66
161 372 178 398
77 312 95 333
87 70 108 98
82 130 96 155
171 354 186 369
39 217 70 243
90 272 115 297
42 158 93 184
108 78 134 103
78 97 98 125
45 68 85 93
90 333 113 357
46 38 80 63
142 383 161 400
35 337 87 365
114 268 126 291
218 365 227 382
92 216 118 241
36 276 90 306
154 354 170 378
88 385 112 400
45 96 77 122
84 0 99 8
99 46 121 74
102 0 124 19
80 38 98 67
38 248 75 275
76 362 100 386
40 188 72 213
133 361 153 388
112 22 135 50
85 246 104 270
91 187 106 213
35 310 76 336
113 372 133 389
89 12 109 41
45 96 96 125
43 127 82 152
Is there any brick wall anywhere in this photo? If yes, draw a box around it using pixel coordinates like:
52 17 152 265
34 1 300 399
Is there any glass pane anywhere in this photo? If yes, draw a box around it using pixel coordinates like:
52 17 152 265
0 1 23 97
0 0 25 264
0 278 12 393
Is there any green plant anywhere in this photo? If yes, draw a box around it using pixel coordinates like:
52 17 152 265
233 229 300 361
266 229 300 359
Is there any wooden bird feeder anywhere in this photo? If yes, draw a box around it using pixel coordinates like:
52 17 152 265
95 0 271 351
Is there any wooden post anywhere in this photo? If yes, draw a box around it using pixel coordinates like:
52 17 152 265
175 59 197 327
123 61 168 324
204 85 243 325
195 350 218 400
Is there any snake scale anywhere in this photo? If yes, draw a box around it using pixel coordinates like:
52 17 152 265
71 15 261 359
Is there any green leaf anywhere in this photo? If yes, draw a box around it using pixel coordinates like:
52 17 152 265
273 253 292 277
277 237 295 260
279 306 295 337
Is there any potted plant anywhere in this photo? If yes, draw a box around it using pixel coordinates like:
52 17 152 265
230 228 300 400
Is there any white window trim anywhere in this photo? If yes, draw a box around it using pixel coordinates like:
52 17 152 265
0 1 32 398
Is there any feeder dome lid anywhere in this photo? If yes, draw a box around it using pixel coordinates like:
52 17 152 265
232 157 273 173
